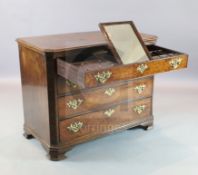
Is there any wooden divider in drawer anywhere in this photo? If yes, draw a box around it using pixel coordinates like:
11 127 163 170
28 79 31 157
57 76 81 95
59 97 152 143
58 76 153 118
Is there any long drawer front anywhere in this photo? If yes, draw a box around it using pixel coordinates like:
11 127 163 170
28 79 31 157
59 97 152 143
58 77 153 118
57 45 188 88
84 54 188 88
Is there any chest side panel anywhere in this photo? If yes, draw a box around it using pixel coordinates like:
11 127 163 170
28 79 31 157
19 45 50 144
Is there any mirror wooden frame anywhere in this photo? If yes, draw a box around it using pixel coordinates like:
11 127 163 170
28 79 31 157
99 21 151 64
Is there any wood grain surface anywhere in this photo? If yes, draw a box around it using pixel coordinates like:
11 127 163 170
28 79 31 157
16 31 158 53
60 97 152 143
58 77 153 119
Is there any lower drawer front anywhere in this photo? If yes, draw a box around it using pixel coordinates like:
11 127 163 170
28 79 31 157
59 97 152 143
58 76 153 118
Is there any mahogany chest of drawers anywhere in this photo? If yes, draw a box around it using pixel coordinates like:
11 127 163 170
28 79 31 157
17 31 188 160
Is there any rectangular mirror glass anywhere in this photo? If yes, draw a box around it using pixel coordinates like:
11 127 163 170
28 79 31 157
99 21 150 64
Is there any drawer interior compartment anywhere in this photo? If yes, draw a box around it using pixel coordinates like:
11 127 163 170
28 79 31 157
57 45 188 88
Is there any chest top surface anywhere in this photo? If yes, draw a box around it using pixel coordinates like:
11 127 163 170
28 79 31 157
16 31 157 53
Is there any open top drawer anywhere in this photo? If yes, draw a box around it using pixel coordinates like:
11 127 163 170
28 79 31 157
57 45 188 88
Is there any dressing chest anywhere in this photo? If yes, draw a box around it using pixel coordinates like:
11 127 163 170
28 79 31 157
17 28 188 160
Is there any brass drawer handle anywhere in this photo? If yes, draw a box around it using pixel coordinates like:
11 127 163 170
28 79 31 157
94 71 112 84
67 99 83 110
169 58 182 69
134 84 146 94
65 79 78 88
137 64 148 74
104 108 115 117
133 105 146 114
105 88 116 96
67 121 83 133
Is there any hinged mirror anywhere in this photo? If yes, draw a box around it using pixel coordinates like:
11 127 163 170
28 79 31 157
99 21 151 64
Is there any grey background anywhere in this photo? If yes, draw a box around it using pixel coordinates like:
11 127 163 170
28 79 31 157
0 0 197 81
0 0 198 175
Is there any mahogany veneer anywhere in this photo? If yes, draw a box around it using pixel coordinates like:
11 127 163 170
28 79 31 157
17 31 188 160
